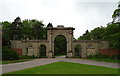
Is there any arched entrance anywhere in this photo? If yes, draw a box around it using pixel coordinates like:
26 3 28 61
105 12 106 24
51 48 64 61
74 44 81 58
54 35 67 57
46 26 75 58
39 44 46 58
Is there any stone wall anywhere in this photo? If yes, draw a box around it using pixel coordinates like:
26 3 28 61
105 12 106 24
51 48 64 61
11 40 110 58
11 40 49 57
73 40 99 58
73 40 109 58
11 26 110 58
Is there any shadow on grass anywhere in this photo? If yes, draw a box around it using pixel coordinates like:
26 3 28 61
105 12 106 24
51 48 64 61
2 74 119 76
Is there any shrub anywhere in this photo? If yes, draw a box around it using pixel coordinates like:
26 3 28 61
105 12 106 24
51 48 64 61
111 55 120 59
87 55 94 58
39 56 48 58
94 54 109 58
87 54 109 58
2 46 19 60
19 55 35 59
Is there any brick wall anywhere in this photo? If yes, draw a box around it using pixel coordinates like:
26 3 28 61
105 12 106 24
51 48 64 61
12 48 22 55
99 49 120 56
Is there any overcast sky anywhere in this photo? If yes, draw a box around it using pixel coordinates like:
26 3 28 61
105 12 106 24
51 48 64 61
0 0 119 38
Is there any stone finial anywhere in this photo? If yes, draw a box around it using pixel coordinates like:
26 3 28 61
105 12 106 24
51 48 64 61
47 23 53 27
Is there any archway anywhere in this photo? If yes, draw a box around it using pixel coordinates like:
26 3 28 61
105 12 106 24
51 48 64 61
54 35 67 57
39 44 46 58
74 44 81 58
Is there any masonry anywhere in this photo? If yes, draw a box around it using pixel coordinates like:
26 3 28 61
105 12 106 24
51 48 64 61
11 25 109 58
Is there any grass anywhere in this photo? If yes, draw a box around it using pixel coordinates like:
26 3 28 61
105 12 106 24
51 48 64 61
86 58 120 63
4 62 119 74
1 59 35 64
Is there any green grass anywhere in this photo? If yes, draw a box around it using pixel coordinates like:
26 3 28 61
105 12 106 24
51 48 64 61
86 58 120 63
1 59 34 64
4 62 119 74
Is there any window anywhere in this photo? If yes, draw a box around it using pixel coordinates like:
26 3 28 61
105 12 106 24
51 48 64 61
87 44 94 49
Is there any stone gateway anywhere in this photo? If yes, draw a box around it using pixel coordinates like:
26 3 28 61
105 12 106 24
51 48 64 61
11 25 109 58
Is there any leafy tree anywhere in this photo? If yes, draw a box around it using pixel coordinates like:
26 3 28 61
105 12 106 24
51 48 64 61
2 18 47 46
2 21 12 45
112 1 120 23
78 30 91 40
22 19 33 39
90 26 105 40
10 17 23 40
32 20 46 40
104 23 120 49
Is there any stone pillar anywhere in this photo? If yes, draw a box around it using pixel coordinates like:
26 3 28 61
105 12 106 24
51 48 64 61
47 30 53 58
68 30 74 58
52 42 54 57
48 51 53 58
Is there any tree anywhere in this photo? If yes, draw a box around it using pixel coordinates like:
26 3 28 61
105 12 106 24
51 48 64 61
78 30 91 40
104 2 120 49
22 19 33 39
10 17 23 40
104 23 120 49
2 21 12 45
32 20 46 40
2 17 47 46
90 26 105 40
2 17 23 45
112 1 120 23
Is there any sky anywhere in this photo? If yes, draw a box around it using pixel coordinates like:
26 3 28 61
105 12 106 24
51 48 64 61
0 0 119 38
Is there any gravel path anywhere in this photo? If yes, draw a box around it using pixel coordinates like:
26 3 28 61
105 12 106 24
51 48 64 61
2 57 119 74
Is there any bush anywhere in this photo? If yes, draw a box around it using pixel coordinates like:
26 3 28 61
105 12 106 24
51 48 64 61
19 55 35 59
2 46 19 60
94 54 109 58
87 55 94 58
111 55 120 59
87 54 109 58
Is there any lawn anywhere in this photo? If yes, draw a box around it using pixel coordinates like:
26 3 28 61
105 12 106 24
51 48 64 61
1 59 35 64
86 58 120 63
4 62 119 74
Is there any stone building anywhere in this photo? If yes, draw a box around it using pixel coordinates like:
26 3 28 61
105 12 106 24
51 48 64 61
11 25 109 58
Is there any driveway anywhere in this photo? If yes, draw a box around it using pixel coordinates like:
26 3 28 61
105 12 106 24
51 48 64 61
2 57 119 74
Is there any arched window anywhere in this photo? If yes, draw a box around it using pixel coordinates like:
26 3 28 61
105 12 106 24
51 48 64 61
87 44 94 49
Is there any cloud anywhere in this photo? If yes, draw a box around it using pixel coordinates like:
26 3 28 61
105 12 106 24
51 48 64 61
0 0 118 38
